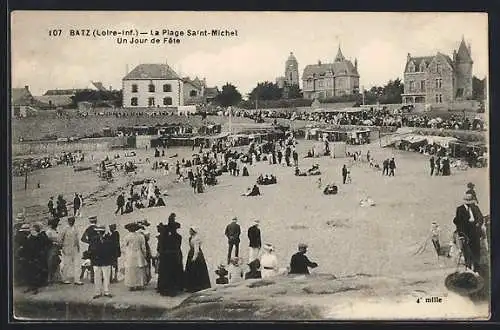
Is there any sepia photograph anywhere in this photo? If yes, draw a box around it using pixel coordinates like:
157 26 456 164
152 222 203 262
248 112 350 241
10 11 490 321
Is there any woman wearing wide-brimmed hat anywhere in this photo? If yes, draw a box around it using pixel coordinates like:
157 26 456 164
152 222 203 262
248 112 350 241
260 243 278 279
184 226 211 292
123 222 147 291
157 213 183 296
46 217 62 284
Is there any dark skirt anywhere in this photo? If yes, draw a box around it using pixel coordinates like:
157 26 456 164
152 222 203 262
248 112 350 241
184 248 211 292
158 251 184 296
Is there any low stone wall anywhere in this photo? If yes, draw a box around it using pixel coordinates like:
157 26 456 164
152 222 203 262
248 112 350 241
12 137 129 157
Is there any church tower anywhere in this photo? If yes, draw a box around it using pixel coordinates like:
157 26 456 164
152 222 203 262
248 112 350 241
454 36 473 99
285 52 299 87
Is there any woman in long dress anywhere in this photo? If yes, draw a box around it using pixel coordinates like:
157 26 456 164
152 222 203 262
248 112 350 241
123 223 147 291
157 214 184 296
45 218 62 284
184 226 211 292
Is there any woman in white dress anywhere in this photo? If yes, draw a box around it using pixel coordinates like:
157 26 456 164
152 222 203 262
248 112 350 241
123 223 147 291
260 243 278 279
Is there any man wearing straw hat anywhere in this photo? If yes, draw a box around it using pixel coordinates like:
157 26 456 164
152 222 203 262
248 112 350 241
247 220 261 262
90 225 114 299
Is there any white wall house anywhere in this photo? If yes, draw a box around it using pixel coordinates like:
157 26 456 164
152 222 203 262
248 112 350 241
123 64 185 108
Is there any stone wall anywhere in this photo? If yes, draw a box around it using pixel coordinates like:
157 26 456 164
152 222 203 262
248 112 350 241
12 137 129 157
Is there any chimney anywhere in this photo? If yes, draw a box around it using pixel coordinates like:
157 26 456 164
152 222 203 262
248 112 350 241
354 58 358 69
453 50 457 62
318 60 322 65
24 85 29 91
407 53 411 62
468 43 471 54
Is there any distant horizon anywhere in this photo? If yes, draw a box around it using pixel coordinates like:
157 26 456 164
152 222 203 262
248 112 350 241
11 11 488 97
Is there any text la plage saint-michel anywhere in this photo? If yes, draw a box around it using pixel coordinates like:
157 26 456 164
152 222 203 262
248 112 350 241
53 28 239 45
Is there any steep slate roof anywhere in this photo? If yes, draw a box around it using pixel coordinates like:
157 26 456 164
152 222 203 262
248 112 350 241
404 56 434 72
405 53 455 73
92 81 108 91
456 38 473 63
123 64 181 80
303 60 359 79
183 76 204 90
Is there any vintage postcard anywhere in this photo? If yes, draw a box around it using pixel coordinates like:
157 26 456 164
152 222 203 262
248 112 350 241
10 11 490 320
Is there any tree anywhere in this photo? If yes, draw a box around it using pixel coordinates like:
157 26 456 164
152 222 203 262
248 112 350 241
286 84 302 99
215 83 242 107
71 89 122 108
472 76 485 101
362 78 404 105
249 81 283 101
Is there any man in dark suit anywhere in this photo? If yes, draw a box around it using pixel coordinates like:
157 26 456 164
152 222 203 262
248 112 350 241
247 220 261 262
289 243 318 275
81 216 99 282
389 158 396 176
382 159 389 176
342 164 348 184
453 193 484 272
115 192 125 215
429 156 435 176
225 217 241 264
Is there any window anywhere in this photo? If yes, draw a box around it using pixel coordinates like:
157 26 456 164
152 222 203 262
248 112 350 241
189 90 197 97
435 95 439 103
419 62 426 72
163 84 171 92
420 80 426 91
435 78 442 89
318 80 324 88
131 84 138 93
163 97 172 106
148 97 155 107
409 81 415 92
131 97 138 106
148 83 155 92
439 94 442 103
436 63 441 74
408 62 415 72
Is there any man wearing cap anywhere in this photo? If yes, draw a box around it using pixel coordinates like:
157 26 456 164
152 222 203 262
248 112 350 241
225 217 241 264
60 217 83 285
247 220 261 262
90 225 114 298
289 243 318 275
453 193 484 272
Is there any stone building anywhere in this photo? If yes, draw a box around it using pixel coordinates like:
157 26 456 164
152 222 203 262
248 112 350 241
123 63 217 108
276 52 300 97
402 37 473 105
301 46 360 100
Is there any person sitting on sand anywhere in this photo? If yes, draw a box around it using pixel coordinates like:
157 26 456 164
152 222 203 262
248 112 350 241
227 257 244 284
148 196 156 208
307 164 321 176
289 243 318 275
295 167 307 176
242 185 261 197
215 264 229 285
245 259 262 280
323 184 338 195
155 196 166 207
359 197 376 207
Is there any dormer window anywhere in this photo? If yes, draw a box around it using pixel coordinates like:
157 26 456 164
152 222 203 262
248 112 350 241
148 82 155 92
408 62 415 73
419 62 426 72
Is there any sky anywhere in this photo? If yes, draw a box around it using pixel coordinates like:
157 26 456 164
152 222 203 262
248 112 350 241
11 11 488 97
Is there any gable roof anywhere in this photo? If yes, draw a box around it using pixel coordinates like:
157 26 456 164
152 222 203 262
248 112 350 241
183 76 204 90
124 64 181 80
44 89 93 96
302 60 359 79
404 56 434 72
12 87 35 106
